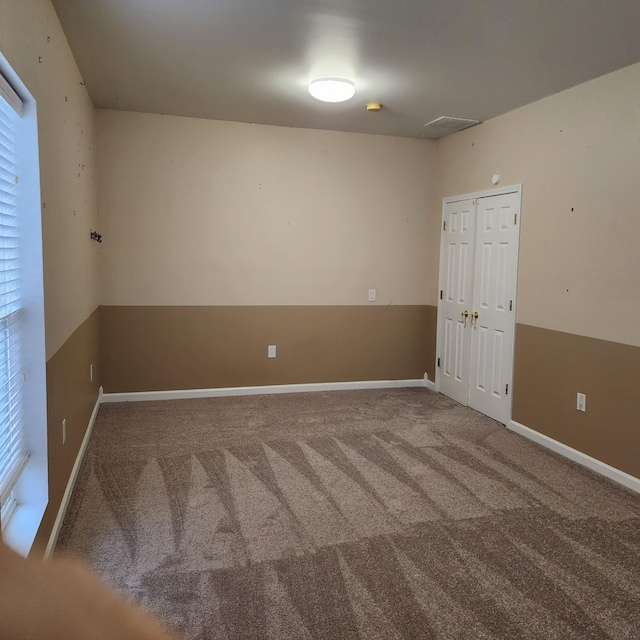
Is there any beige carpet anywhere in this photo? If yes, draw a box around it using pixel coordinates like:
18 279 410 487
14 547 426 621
57 388 640 639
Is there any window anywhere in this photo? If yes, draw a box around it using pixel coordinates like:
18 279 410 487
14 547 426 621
0 79 26 529
0 53 47 555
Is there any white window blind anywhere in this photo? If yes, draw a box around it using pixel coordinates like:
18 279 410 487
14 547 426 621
0 73 26 530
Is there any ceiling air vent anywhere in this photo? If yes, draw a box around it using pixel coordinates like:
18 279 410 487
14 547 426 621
423 116 481 139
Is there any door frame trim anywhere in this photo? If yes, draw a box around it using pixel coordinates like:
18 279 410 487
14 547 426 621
436 184 523 424
442 183 522 206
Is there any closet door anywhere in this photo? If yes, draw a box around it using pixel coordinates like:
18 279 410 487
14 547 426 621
437 187 521 425
468 192 520 422
438 199 476 405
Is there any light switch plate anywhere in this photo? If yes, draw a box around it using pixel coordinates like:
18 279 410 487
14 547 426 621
577 392 586 412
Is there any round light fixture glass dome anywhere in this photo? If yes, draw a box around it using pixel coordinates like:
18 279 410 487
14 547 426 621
308 78 356 103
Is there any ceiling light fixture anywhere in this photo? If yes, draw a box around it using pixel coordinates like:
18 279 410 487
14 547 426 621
308 78 355 103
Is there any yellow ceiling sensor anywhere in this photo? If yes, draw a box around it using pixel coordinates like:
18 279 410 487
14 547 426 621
366 102 382 112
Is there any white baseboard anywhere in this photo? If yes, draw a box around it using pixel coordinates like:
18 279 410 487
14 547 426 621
424 373 436 392
45 386 103 558
508 420 640 495
102 378 432 403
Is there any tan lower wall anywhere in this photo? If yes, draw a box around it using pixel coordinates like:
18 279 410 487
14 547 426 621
100 305 437 393
513 324 640 480
32 308 101 555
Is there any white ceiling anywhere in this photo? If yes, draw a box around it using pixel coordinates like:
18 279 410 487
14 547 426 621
51 0 640 139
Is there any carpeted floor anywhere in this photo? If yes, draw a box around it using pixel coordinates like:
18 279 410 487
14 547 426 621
57 388 640 639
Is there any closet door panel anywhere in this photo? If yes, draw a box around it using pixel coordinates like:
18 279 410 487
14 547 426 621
438 199 476 405
469 192 520 423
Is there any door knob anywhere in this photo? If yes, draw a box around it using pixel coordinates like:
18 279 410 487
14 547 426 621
471 311 479 327
461 310 469 327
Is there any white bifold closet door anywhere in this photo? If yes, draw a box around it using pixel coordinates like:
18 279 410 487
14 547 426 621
438 190 521 424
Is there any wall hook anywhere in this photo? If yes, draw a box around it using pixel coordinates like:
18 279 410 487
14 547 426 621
90 230 102 243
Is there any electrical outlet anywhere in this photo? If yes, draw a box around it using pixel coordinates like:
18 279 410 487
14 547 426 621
62 418 67 444
90 363 93 382
268 345 276 358
576 392 586 412
368 289 376 302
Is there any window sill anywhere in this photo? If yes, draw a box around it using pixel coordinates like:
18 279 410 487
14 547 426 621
3 500 47 557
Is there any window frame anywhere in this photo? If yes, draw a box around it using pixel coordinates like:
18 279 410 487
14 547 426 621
0 51 48 557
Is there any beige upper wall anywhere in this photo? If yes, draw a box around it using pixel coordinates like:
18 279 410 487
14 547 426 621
437 62 640 348
0 0 99 359
7 1 632 345
97 110 438 307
